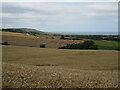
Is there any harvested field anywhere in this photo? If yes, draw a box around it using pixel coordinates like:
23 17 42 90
2 31 84 48
3 62 118 88
2 45 119 88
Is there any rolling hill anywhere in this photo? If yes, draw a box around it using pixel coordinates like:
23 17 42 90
1 28 48 35
1 29 119 88
1 31 83 48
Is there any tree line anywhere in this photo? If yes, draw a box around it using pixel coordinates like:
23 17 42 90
60 35 120 41
59 40 98 50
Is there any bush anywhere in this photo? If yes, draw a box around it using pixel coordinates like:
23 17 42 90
2 41 10 45
60 35 65 39
65 35 71 37
59 40 98 50
80 40 98 49
51 37 54 39
53 34 57 36
40 44 46 48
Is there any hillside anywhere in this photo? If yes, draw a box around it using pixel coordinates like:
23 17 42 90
2 31 119 88
1 28 47 35
2 31 83 48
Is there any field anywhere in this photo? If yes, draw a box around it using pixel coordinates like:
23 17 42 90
2 45 118 88
94 40 119 50
2 31 119 50
2 31 83 48
1 31 119 88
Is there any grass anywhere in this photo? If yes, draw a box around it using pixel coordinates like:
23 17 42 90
94 40 119 50
2 45 119 88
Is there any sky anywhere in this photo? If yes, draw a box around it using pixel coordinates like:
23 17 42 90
1 1 118 32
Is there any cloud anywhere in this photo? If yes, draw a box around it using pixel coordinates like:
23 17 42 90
2 0 119 2
1 2 118 32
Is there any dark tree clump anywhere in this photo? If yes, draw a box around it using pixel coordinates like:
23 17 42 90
40 44 46 48
2 41 10 45
60 35 65 39
59 40 98 50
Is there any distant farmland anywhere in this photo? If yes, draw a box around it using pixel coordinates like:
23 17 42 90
1 31 119 88
2 31 119 50
2 31 84 48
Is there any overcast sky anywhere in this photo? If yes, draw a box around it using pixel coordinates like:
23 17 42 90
2 2 118 32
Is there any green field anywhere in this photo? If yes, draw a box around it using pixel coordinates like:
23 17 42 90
94 40 119 50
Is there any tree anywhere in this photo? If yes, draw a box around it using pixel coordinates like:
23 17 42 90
80 40 94 49
40 44 46 48
2 41 10 45
59 40 98 50
60 35 65 39
65 35 70 37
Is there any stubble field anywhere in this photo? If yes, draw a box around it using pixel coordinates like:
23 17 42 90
1 31 119 88
2 45 119 88
2 31 83 48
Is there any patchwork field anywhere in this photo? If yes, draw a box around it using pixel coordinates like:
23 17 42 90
1 31 119 88
2 45 119 88
2 31 119 50
2 31 83 48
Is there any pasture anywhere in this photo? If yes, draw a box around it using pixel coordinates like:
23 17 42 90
94 40 119 50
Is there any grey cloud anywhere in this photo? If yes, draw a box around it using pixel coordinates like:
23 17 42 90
1 2 117 32
2 3 52 15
